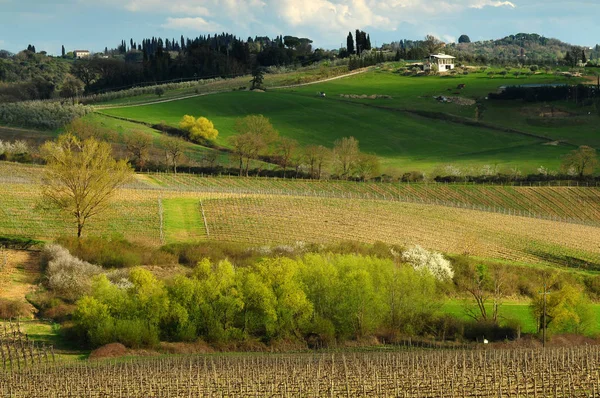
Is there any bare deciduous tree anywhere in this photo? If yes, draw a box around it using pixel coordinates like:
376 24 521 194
161 136 185 173
41 134 133 238
561 145 598 177
125 130 153 170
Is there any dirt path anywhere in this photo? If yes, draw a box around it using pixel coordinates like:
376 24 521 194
96 69 369 110
0 250 41 317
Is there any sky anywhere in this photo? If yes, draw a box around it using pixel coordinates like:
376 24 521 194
1 0 599 55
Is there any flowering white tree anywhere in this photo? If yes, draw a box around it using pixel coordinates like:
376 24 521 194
401 245 454 281
44 244 102 300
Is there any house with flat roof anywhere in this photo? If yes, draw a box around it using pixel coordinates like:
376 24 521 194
424 54 456 71
74 50 90 59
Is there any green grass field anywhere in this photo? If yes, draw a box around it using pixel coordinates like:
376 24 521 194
100 68 594 174
162 198 207 243
442 300 600 336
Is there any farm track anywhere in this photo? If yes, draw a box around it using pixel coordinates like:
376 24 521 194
3 347 600 397
95 69 368 110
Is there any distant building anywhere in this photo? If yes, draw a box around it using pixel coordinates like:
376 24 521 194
424 54 456 71
74 50 90 59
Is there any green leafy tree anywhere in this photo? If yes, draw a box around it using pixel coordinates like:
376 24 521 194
531 283 594 335
179 115 219 142
41 133 133 238
250 66 264 90
59 74 85 99
424 35 443 55
458 35 471 44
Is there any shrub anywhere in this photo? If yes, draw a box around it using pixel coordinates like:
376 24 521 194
113 319 160 348
0 299 32 319
401 245 454 280
56 236 176 268
43 244 102 301
463 320 520 341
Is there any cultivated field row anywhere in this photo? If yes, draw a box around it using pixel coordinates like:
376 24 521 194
1 183 599 267
3 163 600 227
2 347 600 397
146 173 600 226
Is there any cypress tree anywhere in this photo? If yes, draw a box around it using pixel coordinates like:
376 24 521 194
347 32 355 55
61 45 65 57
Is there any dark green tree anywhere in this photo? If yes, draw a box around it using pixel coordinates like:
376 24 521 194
61 45 66 57
347 32 355 55
250 66 264 90
458 35 471 44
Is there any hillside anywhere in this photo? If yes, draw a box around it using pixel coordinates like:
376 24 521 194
2 162 599 270
98 67 596 174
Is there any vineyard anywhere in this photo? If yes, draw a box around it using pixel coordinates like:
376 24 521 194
2 347 600 397
0 320 55 371
1 162 599 267
147 173 600 226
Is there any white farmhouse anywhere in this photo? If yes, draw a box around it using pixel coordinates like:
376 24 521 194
424 54 456 71
74 50 90 59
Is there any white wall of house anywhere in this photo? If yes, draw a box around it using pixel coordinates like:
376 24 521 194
423 55 455 71
74 51 90 59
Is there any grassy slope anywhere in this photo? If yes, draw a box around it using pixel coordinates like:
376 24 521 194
101 69 592 173
102 91 561 173
162 198 206 243
442 300 600 336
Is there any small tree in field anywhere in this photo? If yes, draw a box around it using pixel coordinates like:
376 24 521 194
276 137 298 178
250 66 265 90
41 134 133 238
333 136 360 179
161 135 186 173
124 130 153 170
179 115 219 142
561 146 598 177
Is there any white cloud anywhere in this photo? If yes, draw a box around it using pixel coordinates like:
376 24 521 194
161 17 223 32
469 0 516 9
78 0 520 46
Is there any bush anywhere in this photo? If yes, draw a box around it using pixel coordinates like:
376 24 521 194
57 236 176 268
113 319 160 348
463 320 521 342
0 299 31 319
43 244 102 301
401 245 454 281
